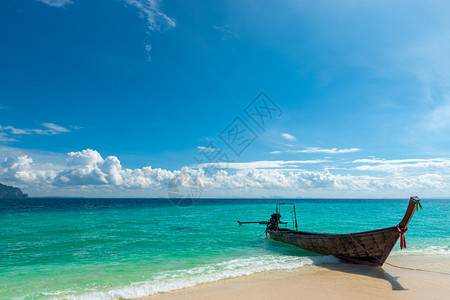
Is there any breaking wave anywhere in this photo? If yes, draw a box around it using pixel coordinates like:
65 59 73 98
34 255 338 300
391 245 450 256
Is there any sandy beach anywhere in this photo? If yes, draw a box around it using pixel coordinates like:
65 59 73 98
137 256 450 300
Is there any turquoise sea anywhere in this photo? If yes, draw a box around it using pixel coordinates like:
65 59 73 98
1 198 449 299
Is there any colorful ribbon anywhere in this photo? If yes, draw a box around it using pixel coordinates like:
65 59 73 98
396 224 408 249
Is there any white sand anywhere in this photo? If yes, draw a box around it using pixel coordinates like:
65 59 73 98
135 256 450 300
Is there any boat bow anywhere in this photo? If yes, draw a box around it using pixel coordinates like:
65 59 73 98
398 196 421 229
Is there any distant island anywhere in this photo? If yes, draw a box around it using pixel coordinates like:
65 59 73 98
0 183 28 199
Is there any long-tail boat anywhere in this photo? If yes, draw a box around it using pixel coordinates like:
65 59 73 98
238 196 421 266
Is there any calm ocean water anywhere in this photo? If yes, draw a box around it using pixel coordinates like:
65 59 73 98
1 198 449 299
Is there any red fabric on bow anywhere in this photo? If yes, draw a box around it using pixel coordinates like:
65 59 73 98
396 224 408 249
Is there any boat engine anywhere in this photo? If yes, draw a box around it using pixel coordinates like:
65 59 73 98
266 213 282 232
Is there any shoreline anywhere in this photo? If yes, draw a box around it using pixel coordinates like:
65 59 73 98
135 255 450 300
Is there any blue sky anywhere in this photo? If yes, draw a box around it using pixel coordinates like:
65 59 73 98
1 0 450 198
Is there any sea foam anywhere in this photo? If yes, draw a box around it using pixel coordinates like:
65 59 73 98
21 248 449 300
47 255 338 300
391 245 450 256
58 246 450 300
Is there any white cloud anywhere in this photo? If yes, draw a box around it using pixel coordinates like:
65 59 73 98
145 44 152 61
196 160 329 169
122 0 176 31
0 126 30 135
56 150 121 186
42 122 70 133
0 133 17 142
353 157 450 175
294 147 360 154
0 123 70 141
53 149 176 188
35 0 175 31
35 0 175 60
1 155 57 183
269 150 281 154
281 133 296 142
122 1 175 60
36 0 73 7
197 146 221 152
353 158 443 164
2 149 450 198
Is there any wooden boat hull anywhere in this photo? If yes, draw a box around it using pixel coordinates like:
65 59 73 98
268 227 399 266
267 197 420 266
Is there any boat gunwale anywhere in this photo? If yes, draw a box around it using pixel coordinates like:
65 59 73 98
268 226 398 239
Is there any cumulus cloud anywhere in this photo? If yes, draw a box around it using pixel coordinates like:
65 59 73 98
1 155 57 183
54 149 174 188
281 133 296 142
2 149 450 197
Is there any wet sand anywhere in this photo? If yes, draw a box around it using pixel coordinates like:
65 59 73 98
136 256 450 300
